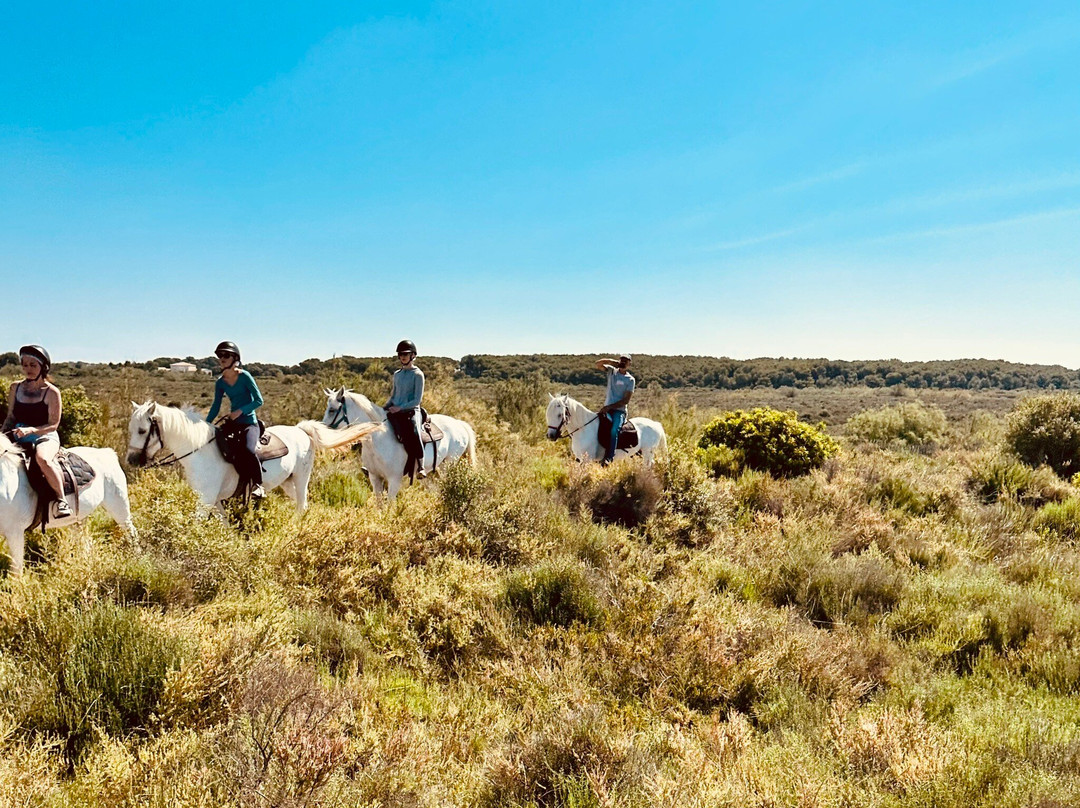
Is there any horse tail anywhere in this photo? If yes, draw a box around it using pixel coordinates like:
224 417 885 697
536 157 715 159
297 420 379 452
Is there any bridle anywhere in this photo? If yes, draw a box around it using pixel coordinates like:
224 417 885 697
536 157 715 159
132 414 212 468
549 397 598 439
327 391 351 428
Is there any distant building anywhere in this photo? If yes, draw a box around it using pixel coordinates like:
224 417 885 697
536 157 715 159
200 368 213 375
169 362 198 373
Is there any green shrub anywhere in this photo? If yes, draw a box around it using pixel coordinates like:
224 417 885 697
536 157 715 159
1005 393 1080 478
845 401 948 449
493 371 547 434
868 476 941 517
61 385 102 445
309 469 370 507
650 442 728 547
968 454 1071 506
504 559 607 629
696 443 742 478
292 610 372 676
698 408 838 478
17 601 184 764
1034 498 1080 541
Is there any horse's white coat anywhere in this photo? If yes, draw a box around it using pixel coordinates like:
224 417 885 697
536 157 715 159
0 433 135 575
545 393 667 464
127 401 378 513
321 388 477 501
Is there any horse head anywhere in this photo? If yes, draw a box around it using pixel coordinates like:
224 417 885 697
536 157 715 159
127 401 164 466
546 393 570 441
322 387 351 428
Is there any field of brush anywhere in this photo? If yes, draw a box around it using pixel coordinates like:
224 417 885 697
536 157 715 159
3 366 1080 807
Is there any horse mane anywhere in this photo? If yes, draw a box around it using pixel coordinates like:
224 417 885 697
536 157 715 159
0 431 16 457
344 389 385 424
139 400 215 451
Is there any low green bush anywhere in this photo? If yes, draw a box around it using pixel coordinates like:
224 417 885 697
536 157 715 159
309 469 370 508
17 601 184 764
696 443 742 478
968 454 1071 506
58 384 104 446
698 408 838 478
504 558 607 629
292 610 373 676
1005 393 1080 478
1034 498 1080 541
845 401 948 450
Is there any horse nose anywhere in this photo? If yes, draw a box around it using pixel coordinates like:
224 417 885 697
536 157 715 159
546 428 558 441
126 451 142 466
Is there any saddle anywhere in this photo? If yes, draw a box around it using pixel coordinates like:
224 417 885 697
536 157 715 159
23 446 96 530
597 413 639 453
388 408 445 446
214 420 289 465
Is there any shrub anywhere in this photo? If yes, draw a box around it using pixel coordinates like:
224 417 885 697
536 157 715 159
493 371 547 434
480 707 637 808
845 401 948 450
504 558 607 629
968 454 1071 506
1034 498 1080 541
58 385 103 445
1005 393 1080 478
17 601 184 764
650 442 728 547
563 462 663 529
698 408 838 478
309 469 369 507
696 443 742 478
292 610 372 675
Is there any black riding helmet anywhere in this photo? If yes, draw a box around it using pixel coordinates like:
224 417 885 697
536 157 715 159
215 341 241 363
19 344 51 377
396 339 417 356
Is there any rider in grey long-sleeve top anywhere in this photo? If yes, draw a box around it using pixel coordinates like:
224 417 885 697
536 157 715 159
385 340 427 479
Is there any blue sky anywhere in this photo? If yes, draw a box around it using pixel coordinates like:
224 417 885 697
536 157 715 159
2 2 1078 365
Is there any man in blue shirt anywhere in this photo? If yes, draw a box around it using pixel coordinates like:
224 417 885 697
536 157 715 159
594 354 635 465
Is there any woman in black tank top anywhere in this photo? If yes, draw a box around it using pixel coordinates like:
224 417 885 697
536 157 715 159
1 345 71 517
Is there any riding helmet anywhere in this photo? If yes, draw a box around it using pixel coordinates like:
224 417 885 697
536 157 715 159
396 339 417 355
19 344 51 375
215 341 241 362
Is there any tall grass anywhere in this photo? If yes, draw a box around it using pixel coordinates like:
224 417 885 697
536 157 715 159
3 384 1080 805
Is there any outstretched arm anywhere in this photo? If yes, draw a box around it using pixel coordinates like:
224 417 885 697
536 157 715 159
594 358 617 371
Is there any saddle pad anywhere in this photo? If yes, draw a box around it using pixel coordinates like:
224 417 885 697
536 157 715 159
60 451 96 496
256 431 289 461
597 415 639 452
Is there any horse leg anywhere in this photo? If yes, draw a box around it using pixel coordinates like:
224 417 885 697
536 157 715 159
386 475 402 501
103 476 138 546
370 473 387 500
2 526 24 576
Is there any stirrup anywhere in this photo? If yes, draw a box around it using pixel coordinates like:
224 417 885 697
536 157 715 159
251 485 266 499
53 499 73 518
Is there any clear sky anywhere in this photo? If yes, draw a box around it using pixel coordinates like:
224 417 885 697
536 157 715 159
2 2 1078 365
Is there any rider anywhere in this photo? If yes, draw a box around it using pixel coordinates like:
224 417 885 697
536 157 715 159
206 341 266 498
594 353 636 465
1 345 72 517
384 339 426 480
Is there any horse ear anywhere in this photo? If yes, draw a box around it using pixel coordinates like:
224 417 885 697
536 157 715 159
131 401 140 411
148 402 157 415
548 392 555 400
323 387 333 397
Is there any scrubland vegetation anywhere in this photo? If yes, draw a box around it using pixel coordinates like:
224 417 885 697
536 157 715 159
4 366 1080 806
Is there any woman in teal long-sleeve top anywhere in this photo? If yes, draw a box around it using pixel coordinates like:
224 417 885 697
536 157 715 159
207 340 266 497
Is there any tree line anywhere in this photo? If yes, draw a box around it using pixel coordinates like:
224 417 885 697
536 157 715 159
2 352 1076 391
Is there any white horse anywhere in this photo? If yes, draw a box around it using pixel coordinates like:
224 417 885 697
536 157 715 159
0 432 136 575
321 388 477 501
546 393 667 464
127 401 379 513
